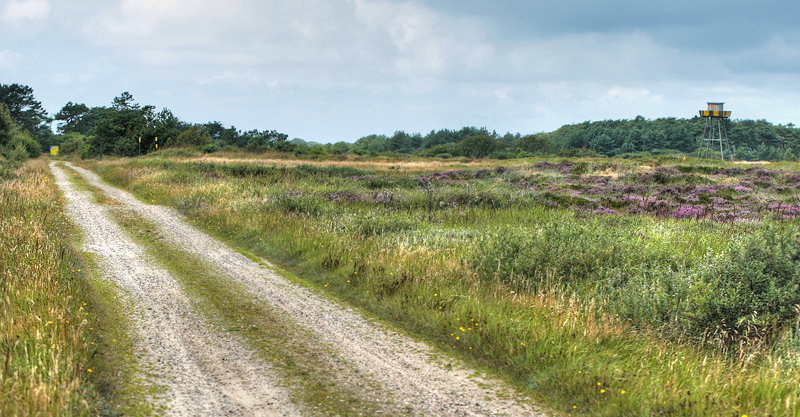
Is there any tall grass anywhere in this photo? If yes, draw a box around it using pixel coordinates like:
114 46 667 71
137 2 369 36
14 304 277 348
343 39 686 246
0 159 98 415
83 155 800 416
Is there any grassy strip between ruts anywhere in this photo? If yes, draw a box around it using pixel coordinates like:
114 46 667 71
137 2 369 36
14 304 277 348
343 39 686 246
81 253 161 417
80 155 800 417
61 163 394 416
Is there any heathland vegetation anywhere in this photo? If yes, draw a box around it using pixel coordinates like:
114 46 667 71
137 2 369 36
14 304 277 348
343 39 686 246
76 151 800 416
6 83 800 415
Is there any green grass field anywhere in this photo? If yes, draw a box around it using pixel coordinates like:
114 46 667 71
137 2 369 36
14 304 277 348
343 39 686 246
74 152 800 416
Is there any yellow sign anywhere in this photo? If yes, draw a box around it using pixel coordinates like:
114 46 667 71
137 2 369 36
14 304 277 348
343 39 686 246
50 146 59 156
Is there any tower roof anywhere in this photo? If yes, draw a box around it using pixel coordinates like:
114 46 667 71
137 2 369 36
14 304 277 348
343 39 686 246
700 102 730 118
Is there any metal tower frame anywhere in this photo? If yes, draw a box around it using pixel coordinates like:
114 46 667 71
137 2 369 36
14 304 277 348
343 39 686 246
698 102 733 161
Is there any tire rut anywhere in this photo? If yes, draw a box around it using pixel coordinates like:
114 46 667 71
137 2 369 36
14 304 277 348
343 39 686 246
59 161 547 417
52 162 300 417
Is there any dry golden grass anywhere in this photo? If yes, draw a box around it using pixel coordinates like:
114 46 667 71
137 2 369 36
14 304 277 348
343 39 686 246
0 158 97 416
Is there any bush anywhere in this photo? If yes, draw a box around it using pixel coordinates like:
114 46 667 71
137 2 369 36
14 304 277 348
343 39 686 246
200 143 219 153
60 133 85 154
8 132 41 158
293 164 369 178
79 136 100 159
0 157 16 178
690 226 800 342
557 148 599 158
488 151 513 160
4 143 29 164
0 103 18 148
468 218 659 292
273 193 323 216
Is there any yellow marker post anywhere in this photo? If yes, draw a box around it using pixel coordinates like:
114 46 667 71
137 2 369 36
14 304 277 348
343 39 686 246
50 146 59 156
155 136 158 150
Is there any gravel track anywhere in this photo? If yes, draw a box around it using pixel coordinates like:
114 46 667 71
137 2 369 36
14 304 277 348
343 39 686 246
52 162 299 417
55 161 546 417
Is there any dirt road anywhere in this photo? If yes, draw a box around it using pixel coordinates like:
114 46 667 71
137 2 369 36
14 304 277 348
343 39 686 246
52 161 544 416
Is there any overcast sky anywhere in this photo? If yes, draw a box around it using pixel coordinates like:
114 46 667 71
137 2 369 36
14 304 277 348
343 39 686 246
2 0 799 142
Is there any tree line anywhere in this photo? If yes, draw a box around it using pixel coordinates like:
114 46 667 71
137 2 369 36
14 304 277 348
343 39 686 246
2 82 799 162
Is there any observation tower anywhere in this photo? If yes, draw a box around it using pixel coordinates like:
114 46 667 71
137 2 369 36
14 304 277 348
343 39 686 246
698 102 733 161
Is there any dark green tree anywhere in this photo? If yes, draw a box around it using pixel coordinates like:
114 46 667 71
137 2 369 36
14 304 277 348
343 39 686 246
112 92 139 110
352 134 388 154
91 93 147 157
457 134 496 158
55 101 91 135
387 131 421 153
167 125 211 148
516 133 555 155
202 121 239 147
0 103 16 147
421 129 459 149
0 83 51 143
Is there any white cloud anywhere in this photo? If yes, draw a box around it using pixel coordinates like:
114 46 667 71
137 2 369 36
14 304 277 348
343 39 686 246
1 0 52 21
0 50 22 69
604 86 655 102
493 87 514 101
82 0 495 94
198 70 282 89
88 0 240 45
351 0 493 78
19 0 799 141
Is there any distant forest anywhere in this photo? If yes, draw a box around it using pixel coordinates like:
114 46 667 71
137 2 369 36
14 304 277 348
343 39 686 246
2 83 799 161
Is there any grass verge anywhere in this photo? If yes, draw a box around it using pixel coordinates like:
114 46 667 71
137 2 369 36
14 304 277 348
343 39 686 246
0 159 150 416
0 158 98 415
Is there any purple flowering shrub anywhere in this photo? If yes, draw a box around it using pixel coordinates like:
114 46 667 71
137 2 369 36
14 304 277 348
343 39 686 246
336 163 800 222
522 163 800 222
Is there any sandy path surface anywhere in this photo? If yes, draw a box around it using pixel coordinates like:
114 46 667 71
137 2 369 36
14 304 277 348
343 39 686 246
52 162 300 417
57 161 546 417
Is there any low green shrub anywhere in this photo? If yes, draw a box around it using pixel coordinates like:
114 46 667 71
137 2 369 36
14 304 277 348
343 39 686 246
352 211 417 236
468 217 667 292
0 157 17 178
200 143 219 153
8 132 41 158
690 226 800 343
293 164 369 178
273 192 323 216
3 143 29 165
60 133 86 154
